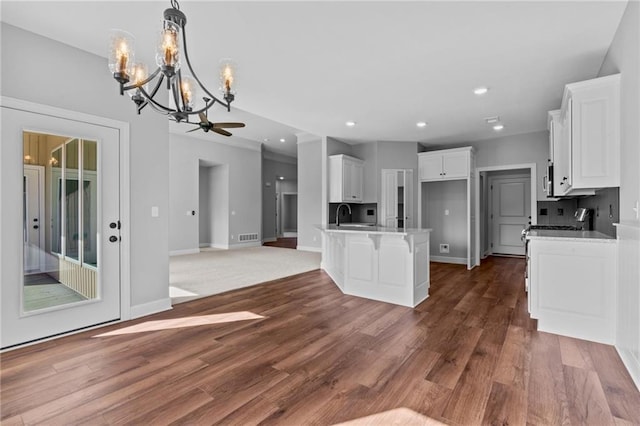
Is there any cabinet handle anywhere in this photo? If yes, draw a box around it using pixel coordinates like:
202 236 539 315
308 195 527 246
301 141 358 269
562 177 568 181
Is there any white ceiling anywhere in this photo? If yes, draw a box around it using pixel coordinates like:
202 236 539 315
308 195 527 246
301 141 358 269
1 1 628 157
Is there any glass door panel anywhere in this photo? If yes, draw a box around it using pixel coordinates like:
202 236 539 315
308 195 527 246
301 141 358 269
22 133 99 313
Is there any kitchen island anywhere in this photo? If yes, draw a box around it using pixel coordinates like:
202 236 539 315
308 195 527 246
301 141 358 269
318 225 431 307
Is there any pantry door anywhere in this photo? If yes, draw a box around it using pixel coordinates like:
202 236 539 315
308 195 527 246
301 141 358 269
1 102 123 349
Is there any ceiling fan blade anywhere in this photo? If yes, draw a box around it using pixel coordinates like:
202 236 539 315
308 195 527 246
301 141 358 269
198 112 209 124
212 128 232 137
186 127 201 133
212 122 246 129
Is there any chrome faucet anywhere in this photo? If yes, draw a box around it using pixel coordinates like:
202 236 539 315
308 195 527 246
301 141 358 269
336 203 352 226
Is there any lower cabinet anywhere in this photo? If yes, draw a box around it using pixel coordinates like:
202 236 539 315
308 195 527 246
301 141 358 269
528 238 616 344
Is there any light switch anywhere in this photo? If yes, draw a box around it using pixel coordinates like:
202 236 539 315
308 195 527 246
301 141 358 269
444 209 450 216
151 206 159 217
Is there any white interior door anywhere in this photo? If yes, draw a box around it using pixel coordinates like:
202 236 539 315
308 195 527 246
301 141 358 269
1 106 121 349
490 176 531 255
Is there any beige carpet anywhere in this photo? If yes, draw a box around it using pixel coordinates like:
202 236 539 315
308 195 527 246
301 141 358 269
169 246 321 304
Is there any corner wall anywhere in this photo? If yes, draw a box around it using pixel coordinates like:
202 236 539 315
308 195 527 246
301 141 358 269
297 135 322 251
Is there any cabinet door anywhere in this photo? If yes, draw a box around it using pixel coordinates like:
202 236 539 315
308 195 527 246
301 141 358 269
342 160 353 201
418 154 442 181
555 106 571 195
442 151 469 179
350 161 364 202
571 82 620 188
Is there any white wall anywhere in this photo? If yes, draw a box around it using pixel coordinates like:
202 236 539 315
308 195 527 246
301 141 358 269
422 180 468 261
210 165 230 248
297 135 322 250
262 153 297 241
598 0 640 390
1 24 170 312
198 165 212 246
169 134 261 252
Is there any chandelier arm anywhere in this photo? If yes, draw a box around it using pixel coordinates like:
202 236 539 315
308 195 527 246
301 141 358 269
122 67 162 92
172 74 184 112
176 69 187 111
179 23 231 111
138 84 175 114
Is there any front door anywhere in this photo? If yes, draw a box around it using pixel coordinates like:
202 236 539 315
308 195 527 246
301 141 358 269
491 175 531 256
1 105 121 349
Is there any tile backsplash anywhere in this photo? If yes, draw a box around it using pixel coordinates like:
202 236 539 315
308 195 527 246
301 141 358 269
328 203 377 224
536 187 619 237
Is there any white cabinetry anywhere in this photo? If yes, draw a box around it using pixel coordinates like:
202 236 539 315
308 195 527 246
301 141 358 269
329 155 364 203
528 237 616 344
418 148 470 181
380 169 413 228
553 74 620 196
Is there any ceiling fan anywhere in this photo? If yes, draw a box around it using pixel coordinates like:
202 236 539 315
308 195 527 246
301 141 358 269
187 112 245 137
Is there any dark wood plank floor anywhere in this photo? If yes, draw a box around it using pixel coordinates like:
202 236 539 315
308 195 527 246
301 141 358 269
2 257 639 425
263 237 297 249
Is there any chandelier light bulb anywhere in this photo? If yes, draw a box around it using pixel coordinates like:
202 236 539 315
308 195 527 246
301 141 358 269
180 76 197 110
219 59 237 99
156 25 181 73
108 30 135 81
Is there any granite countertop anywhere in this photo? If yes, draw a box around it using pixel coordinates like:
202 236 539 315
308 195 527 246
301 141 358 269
318 224 432 236
526 229 616 243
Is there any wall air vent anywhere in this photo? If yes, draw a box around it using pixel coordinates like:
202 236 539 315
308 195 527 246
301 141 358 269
238 233 259 242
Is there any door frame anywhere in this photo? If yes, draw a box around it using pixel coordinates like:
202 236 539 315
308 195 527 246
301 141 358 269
1 96 132 327
474 163 537 267
23 165 46 273
488 173 531 256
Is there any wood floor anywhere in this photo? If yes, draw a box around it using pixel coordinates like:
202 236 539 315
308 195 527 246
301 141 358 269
263 237 297 249
2 257 639 425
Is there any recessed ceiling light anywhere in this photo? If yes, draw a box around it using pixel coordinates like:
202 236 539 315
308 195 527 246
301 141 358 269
279 138 286 143
493 124 505 131
485 116 500 124
279 176 284 180
416 121 428 128
345 121 356 127
474 86 489 95
263 138 270 142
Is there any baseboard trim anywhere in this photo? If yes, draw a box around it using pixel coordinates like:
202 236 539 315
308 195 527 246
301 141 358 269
430 256 466 265
130 298 172 319
297 245 322 253
169 248 199 256
228 241 261 250
262 237 277 243
616 346 640 392
283 232 298 237
209 243 229 250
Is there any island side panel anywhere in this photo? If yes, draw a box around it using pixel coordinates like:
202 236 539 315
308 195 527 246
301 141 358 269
413 232 430 306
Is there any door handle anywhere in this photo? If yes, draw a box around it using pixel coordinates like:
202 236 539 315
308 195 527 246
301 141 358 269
109 236 119 243
33 225 39 229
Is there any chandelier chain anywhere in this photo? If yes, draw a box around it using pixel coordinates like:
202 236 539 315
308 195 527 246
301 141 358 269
171 0 180 10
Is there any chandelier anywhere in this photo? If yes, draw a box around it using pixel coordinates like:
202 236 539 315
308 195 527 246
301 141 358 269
107 0 237 122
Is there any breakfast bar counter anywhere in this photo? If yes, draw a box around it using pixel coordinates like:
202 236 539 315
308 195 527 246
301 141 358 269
317 225 432 307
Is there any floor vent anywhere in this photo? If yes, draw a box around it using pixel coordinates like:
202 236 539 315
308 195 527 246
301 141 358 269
238 233 259 242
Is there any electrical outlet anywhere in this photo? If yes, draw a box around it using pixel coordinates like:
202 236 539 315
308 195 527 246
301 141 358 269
439 243 450 253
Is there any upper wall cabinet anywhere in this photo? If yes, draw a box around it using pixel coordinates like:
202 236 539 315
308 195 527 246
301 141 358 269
554 74 620 196
418 147 472 181
329 154 364 203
